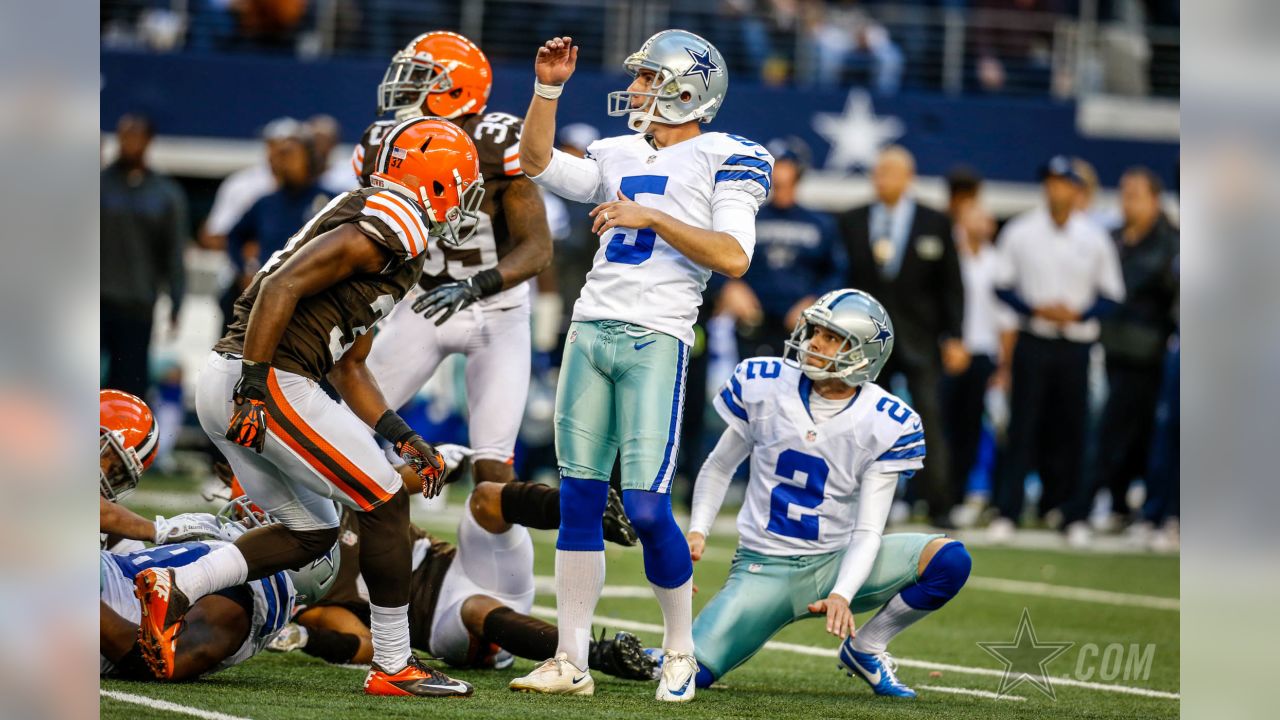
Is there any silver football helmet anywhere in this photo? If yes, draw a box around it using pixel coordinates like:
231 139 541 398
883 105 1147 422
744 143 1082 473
216 496 341 606
784 289 895 387
607 29 728 133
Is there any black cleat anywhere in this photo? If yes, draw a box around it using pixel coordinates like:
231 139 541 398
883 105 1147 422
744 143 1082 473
602 487 638 547
588 629 659 681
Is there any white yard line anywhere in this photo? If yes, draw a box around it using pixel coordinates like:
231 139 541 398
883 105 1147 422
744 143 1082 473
917 685 1026 701
966 576 1178 611
100 690 251 720
533 574 1178 611
528 605 1179 701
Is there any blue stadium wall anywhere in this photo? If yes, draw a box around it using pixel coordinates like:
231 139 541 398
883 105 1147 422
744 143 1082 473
102 50 1178 187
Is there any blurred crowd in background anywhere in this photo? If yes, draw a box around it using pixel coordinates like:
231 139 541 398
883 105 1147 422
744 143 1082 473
102 0 1178 98
101 89 1179 550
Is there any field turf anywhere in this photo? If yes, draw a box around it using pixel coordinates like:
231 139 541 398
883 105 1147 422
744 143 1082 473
102 481 1179 720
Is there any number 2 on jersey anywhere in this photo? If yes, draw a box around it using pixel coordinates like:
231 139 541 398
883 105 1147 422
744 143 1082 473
767 449 830 541
605 175 668 265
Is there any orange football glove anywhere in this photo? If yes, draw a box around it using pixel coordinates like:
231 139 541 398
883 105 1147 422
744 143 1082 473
226 360 271 453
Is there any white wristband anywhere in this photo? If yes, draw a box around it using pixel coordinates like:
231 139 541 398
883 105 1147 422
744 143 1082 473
534 80 564 100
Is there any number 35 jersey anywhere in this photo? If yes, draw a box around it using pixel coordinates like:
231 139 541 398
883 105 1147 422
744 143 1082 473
712 358 926 556
353 111 528 309
214 188 428 381
531 132 773 345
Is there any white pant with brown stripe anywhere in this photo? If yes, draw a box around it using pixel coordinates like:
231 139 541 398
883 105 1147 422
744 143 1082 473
196 352 403 530
364 286 531 464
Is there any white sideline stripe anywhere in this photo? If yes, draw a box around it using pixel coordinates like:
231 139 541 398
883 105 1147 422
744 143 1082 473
918 685 1025 701
966 576 1179 611
532 574 1179 611
100 690 251 720
528 605 1179 700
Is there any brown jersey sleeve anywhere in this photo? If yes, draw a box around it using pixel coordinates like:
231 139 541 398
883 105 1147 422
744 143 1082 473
461 112 524 181
353 190 432 260
355 120 398 188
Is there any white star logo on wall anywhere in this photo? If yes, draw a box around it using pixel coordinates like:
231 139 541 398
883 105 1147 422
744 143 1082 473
812 89 904 173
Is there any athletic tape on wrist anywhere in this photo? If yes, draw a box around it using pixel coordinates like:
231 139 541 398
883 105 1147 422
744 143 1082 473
534 81 564 100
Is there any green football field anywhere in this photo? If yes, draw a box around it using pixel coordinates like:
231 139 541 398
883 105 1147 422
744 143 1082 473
102 483 1180 720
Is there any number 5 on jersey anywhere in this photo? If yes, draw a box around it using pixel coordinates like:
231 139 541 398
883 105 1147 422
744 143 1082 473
605 175 668 265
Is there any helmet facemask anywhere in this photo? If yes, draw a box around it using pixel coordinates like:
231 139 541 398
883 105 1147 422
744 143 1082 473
378 52 453 117
784 315 874 388
607 59 682 133
100 427 143 501
422 169 484 247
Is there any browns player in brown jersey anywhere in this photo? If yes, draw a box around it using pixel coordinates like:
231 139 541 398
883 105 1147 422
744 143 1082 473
132 117 483 698
353 31 553 487
264 478 652 682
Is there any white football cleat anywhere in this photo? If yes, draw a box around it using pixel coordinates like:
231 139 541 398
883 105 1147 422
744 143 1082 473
265 622 309 653
656 651 697 702
508 653 594 696
987 517 1016 544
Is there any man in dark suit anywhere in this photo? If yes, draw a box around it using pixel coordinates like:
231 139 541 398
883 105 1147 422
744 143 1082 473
837 146 967 527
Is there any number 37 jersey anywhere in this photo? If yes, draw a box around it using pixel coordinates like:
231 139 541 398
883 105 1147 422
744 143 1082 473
712 358 926 556
214 188 429 381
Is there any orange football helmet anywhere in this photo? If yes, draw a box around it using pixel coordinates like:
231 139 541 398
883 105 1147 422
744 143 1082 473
371 116 484 247
378 31 492 119
100 389 158 500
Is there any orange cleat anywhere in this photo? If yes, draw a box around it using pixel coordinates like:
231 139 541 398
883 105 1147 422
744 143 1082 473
364 655 474 697
133 568 190 680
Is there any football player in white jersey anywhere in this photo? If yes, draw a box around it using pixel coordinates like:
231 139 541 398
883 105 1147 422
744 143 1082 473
684 290 972 697
509 31 773 702
101 514 338 681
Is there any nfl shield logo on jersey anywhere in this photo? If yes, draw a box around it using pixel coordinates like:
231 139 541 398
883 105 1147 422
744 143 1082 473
806 429 818 442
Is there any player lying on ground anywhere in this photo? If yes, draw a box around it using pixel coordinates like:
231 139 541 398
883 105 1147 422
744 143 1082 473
684 290 972 697
265 476 654 680
356 31 552 487
133 118 483 698
512 30 772 702
99 389 228 553
101 508 338 682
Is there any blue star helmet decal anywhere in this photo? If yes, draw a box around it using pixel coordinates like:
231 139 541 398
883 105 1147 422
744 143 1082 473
682 47 719 90
870 315 893 352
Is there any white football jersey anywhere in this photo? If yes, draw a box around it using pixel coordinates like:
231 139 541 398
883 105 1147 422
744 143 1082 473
712 358 926 556
100 541 295 676
532 131 773 345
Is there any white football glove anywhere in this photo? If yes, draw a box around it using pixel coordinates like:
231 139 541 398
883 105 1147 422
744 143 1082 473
153 512 224 545
436 443 475 482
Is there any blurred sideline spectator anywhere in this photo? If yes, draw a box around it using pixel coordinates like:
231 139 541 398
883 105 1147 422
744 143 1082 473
971 0 1071 94
988 156 1125 542
307 114 357 194
1137 330 1178 550
101 113 189 399
234 0 310 51
1063 166 1179 545
1072 156 1121 230
940 168 1006 517
717 136 846 359
221 125 333 326
838 146 965 526
807 0 903 93
199 117 301 249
